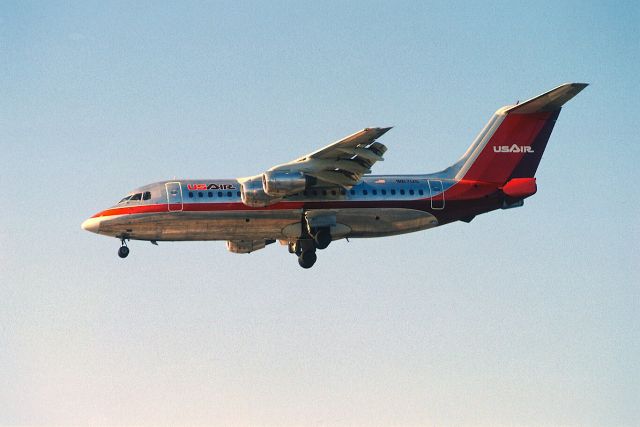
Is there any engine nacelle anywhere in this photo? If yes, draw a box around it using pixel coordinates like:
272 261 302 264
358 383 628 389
262 171 308 197
226 240 267 254
241 175 282 207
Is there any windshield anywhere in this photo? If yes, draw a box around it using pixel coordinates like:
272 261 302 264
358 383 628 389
117 191 150 204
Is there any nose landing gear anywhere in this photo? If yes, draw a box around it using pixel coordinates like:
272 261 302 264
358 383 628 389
118 237 129 258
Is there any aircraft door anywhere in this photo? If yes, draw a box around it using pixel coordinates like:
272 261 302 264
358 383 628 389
428 179 445 210
166 182 183 212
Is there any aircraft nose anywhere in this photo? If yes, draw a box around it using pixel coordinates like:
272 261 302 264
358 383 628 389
81 217 101 233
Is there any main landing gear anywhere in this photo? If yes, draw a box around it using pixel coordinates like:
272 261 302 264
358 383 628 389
290 227 332 269
313 228 331 250
298 249 317 269
118 237 129 258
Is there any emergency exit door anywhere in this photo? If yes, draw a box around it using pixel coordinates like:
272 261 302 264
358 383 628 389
165 182 183 212
428 180 445 210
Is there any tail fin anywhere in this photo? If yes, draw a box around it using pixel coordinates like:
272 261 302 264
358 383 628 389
453 83 588 184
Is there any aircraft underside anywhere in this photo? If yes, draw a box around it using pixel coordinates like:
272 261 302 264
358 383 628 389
98 208 439 241
95 207 440 268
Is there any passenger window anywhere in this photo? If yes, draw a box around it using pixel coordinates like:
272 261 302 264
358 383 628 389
363 190 368 195
227 191 232 197
188 192 194 198
198 192 203 198
409 189 415 195
419 189 424 195
372 189 377 195
218 191 223 197
143 191 151 200
130 193 142 201
236 191 241 197
390 189 396 195
312 190 318 196
400 189 405 195
340 189 346 195
331 190 336 196
350 189 355 195
208 191 213 197
322 190 327 196
381 189 387 195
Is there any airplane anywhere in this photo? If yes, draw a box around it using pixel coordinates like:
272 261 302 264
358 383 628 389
82 83 587 268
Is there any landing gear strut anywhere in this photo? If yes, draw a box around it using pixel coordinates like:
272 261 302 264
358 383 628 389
118 238 129 258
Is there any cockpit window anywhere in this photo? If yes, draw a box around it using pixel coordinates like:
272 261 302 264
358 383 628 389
117 191 147 204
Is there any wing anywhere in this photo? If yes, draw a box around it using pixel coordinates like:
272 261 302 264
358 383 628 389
268 127 391 187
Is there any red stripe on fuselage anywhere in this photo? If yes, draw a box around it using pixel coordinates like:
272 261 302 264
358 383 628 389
92 201 306 218
91 203 170 218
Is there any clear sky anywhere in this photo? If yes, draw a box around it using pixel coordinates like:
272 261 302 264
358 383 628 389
1 1 638 426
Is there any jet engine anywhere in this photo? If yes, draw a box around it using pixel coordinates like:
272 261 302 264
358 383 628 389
262 171 310 197
241 171 315 207
226 239 273 254
240 175 282 207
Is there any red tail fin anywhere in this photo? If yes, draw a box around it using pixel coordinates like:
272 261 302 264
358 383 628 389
456 83 587 184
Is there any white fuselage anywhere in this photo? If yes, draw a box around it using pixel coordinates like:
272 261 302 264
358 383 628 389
82 175 453 242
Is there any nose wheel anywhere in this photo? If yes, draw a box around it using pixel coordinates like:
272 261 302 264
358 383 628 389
118 238 130 258
118 246 130 258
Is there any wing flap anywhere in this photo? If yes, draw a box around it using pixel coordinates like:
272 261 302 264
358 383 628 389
307 159 371 175
309 170 359 187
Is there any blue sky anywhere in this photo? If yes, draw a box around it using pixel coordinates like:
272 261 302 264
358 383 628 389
1 1 638 425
